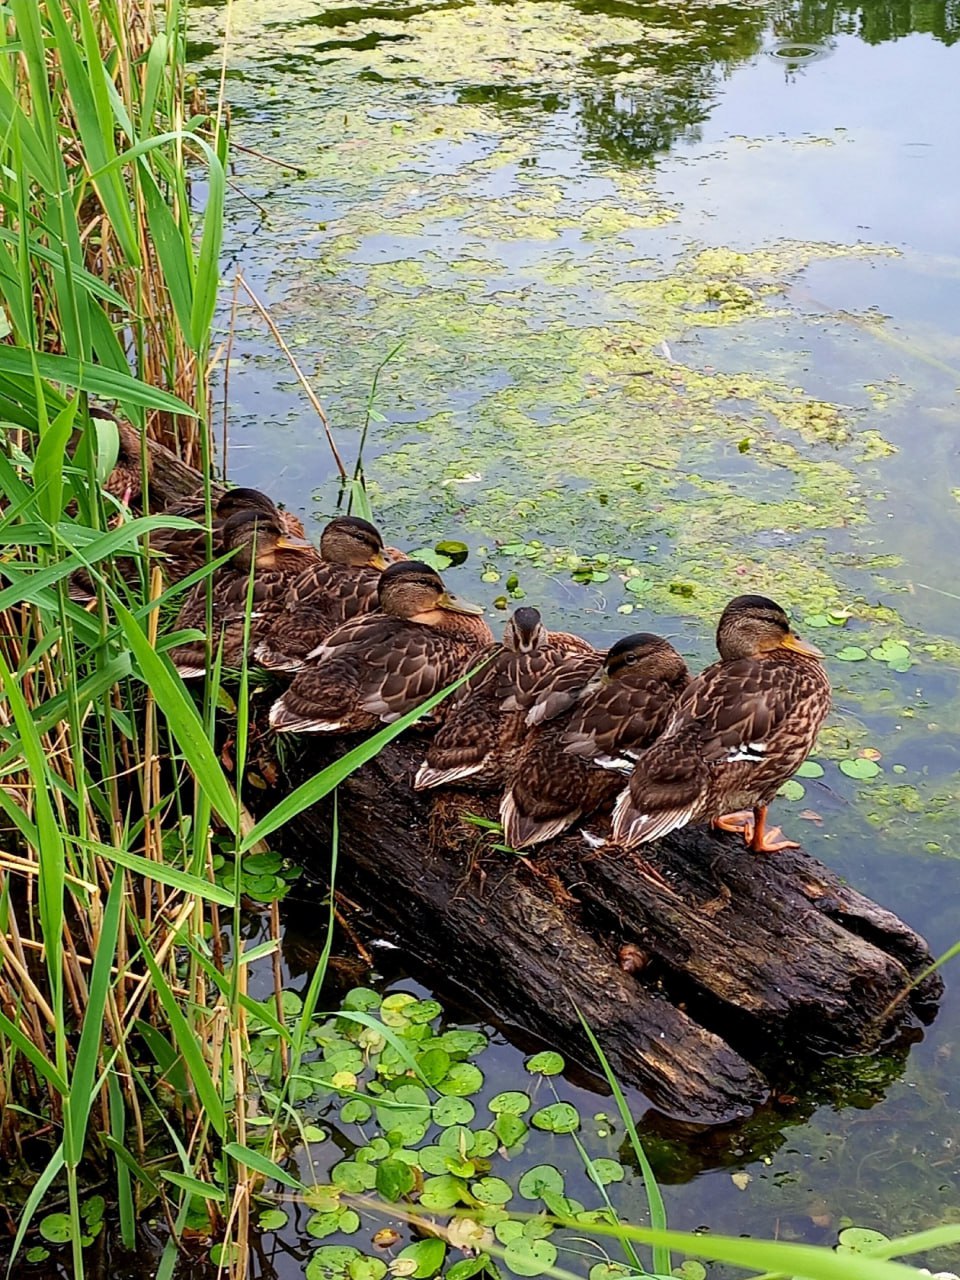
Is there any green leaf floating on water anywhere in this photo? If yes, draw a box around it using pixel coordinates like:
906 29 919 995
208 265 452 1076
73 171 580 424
835 645 868 661
518 1164 564 1199
471 1176 514 1205
306 1246 362 1280
796 760 825 778
488 1090 531 1115
531 1102 580 1132
395 1239 447 1279
375 1158 416 1202
524 1051 564 1075
839 758 882 780
591 1157 625 1184
503 1237 558 1277
419 1174 467 1210
493 1112 528 1147
434 1096 476 1126
836 1227 890 1254
437 1062 484 1096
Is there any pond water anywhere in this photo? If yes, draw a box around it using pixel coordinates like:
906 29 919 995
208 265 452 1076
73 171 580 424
185 0 960 1275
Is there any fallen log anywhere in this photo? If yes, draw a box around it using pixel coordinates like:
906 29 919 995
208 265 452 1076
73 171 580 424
270 735 941 1125
138 434 943 1124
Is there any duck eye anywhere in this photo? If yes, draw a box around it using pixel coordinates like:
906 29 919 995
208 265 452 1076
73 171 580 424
625 652 638 664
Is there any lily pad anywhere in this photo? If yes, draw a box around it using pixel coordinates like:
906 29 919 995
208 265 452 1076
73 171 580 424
796 760 825 778
504 1238 558 1277
437 1062 484 1096
839 758 881 780
524 1051 564 1075
488 1091 531 1115
434 1096 476 1127
376 1159 416 1202
531 1102 580 1133
395 1239 446 1279
307 1247 362 1280
471 1176 514 1205
518 1165 565 1199
835 645 868 661
591 1158 625 1185
420 1174 467 1210
778 779 805 800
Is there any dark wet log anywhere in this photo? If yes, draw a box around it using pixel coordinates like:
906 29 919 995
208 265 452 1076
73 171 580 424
141 439 942 1124
271 736 941 1125
143 434 225 507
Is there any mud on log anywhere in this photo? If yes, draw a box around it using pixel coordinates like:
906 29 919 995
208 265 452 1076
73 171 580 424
275 736 941 1126
137 434 942 1124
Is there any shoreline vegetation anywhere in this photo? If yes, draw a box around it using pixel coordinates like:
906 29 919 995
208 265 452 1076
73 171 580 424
0 3 959 1279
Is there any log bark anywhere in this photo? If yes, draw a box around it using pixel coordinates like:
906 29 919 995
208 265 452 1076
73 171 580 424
273 736 941 1125
139 435 943 1125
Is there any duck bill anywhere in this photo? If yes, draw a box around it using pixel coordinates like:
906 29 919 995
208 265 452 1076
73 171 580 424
371 551 392 570
780 632 824 658
276 534 314 552
437 590 485 616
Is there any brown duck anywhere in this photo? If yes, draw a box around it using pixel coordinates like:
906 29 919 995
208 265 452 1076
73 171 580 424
413 607 595 791
152 487 310 584
170 510 314 678
500 633 690 850
610 594 831 853
269 560 493 734
255 516 394 671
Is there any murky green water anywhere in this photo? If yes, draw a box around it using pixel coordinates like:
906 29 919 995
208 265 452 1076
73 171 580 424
187 0 960 1273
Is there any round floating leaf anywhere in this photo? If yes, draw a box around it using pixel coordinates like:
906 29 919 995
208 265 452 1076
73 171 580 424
778 780 805 801
435 541 469 565
839 758 881 780
376 1159 416 1203
417 1046 452 1086
525 1051 564 1076
395 1239 446 1279
331 1161 378 1193
522 1219 555 1240
343 988 381 1012
418 1146 451 1175
304 1186 341 1212
25 1249 50 1264
410 547 453 571
39 1213 73 1244
496 1221 525 1245
447 1260 487 1280
493 1113 528 1148
341 1099 372 1125
472 1130 499 1157
837 1227 890 1255
307 1246 362 1280
591 1158 625 1185
624 578 652 595
308 1212 345 1240
350 1258 388 1280
803 614 831 628
518 1165 565 1200
504 1238 557 1277
489 1091 531 1116
357 1138 391 1164
673 1264 707 1280
439 1030 488 1057
531 1102 579 1133
340 1210 361 1235
438 1125 476 1155
408 999 443 1024
589 1265 632 1280
434 1096 476 1127
259 1209 289 1231
796 760 825 778
420 1174 467 1211
835 646 868 661
437 1062 484 1096
471 1177 513 1206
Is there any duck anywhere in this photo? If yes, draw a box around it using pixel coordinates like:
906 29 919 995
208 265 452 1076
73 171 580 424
169 510 315 678
99 413 148 510
413 607 595 791
500 633 690 850
255 516 395 671
152 487 310 584
610 594 831 853
269 560 493 734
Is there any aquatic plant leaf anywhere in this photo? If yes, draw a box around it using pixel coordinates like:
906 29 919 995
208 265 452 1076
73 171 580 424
503 1237 557 1276
525 1051 564 1075
489 1091 532 1115
531 1102 580 1133
376 1159 416 1202
518 1165 564 1199
839 758 881 780
434 1097 476 1127
471 1176 514 1205
395 1239 446 1279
